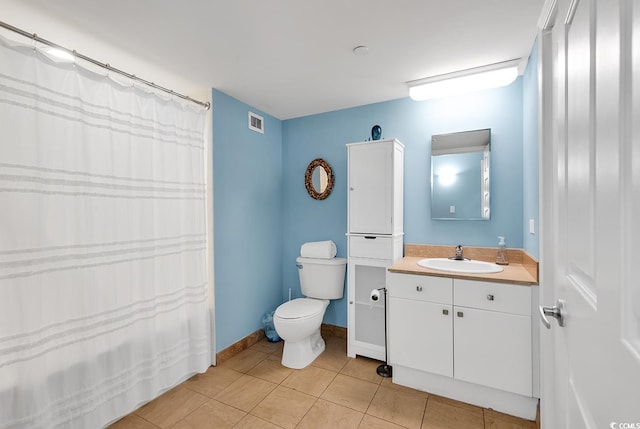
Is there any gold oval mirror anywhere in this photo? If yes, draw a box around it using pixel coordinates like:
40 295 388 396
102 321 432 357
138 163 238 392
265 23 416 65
305 158 334 200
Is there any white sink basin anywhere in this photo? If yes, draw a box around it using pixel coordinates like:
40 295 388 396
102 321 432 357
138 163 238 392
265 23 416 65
417 258 504 274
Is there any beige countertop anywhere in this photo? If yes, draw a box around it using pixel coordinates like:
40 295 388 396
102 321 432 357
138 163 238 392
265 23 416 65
388 244 539 286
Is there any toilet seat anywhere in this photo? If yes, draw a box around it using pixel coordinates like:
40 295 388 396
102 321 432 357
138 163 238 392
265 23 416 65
275 298 325 320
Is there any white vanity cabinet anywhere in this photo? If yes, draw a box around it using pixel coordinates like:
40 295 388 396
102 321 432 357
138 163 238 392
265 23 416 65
346 139 404 360
387 272 539 420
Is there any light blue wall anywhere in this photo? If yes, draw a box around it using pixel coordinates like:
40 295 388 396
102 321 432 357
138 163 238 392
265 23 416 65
282 81 524 327
212 89 284 352
523 38 540 258
212 49 539 340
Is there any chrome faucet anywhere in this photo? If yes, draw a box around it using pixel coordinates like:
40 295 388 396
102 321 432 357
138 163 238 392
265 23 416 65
449 244 467 261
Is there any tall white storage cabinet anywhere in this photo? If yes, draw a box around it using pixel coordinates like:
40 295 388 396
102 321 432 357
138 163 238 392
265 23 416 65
346 139 404 360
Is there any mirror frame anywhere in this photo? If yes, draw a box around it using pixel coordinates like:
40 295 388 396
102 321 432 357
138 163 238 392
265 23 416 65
305 158 334 200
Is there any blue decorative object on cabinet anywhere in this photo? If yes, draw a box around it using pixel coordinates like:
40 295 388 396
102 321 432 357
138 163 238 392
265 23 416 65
371 125 382 140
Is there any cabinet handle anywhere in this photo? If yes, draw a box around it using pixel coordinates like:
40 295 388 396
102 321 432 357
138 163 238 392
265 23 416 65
487 294 495 301
364 236 377 240
457 311 464 317
442 309 449 315
416 286 423 292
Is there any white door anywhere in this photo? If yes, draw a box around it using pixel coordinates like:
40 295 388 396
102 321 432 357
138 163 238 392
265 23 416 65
539 0 640 427
389 297 453 377
348 142 392 234
454 307 531 397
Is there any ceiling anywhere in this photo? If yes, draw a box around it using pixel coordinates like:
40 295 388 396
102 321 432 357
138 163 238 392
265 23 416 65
20 0 544 119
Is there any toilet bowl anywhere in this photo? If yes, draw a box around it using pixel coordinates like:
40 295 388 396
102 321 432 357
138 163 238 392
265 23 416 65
274 252 346 369
274 298 328 369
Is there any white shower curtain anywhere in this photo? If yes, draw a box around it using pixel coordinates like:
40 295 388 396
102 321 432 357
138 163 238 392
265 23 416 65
0 36 211 428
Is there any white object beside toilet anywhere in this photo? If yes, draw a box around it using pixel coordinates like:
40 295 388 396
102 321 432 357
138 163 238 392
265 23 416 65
274 253 347 369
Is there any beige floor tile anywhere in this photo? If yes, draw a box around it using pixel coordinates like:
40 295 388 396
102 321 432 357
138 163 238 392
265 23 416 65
166 421 192 429
367 385 428 429
115 335 540 429
213 374 277 412
340 356 385 384
250 339 283 355
358 414 408 429
179 399 246 429
422 397 484 429
247 357 294 384
312 349 350 372
108 414 159 429
134 387 208 429
321 374 379 412
251 385 317 429
220 348 269 373
484 409 537 429
232 414 284 429
281 365 337 396
297 398 364 429
380 377 429 398
182 366 243 398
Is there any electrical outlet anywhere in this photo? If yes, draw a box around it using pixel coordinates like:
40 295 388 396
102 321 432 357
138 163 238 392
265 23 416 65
450 205 456 214
529 219 535 234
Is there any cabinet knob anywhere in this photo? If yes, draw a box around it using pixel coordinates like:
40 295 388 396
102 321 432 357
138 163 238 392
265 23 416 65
487 294 495 301
350 187 355 191
416 285 423 292
457 311 464 318
442 309 449 315
349 301 354 304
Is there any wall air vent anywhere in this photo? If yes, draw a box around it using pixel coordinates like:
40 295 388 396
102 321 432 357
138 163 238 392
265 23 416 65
248 111 264 134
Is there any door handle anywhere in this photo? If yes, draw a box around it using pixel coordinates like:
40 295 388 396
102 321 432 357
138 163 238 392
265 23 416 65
538 299 565 329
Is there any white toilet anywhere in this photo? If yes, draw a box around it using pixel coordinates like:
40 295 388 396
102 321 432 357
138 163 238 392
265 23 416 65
274 255 347 369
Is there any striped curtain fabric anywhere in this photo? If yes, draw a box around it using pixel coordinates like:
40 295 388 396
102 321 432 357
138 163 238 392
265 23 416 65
0 36 211 428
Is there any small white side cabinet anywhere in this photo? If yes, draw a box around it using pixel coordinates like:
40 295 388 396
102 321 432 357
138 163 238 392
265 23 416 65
346 139 404 360
388 272 538 420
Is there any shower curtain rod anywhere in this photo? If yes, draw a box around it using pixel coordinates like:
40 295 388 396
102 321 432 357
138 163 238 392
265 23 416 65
0 20 211 110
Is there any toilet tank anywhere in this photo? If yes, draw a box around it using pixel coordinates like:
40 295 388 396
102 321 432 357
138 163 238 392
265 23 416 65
296 256 347 299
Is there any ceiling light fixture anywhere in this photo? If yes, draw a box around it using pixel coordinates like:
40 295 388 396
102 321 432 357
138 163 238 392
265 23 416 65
407 59 521 101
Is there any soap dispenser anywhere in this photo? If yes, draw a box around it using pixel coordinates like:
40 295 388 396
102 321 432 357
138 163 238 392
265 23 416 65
496 236 509 265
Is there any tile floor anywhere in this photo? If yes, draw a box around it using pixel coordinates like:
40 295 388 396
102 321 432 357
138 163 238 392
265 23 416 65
109 335 536 429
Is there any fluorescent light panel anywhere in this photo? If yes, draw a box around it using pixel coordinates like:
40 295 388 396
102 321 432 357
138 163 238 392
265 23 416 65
408 59 521 101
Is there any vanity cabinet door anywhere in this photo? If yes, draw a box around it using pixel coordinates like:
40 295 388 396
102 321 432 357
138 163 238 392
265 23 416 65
389 297 453 377
453 306 532 396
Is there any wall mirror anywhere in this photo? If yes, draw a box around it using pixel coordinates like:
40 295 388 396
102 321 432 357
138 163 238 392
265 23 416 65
305 158 334 200
431 128 491 220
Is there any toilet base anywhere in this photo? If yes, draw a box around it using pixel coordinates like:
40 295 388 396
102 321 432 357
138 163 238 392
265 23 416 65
281 328 325 369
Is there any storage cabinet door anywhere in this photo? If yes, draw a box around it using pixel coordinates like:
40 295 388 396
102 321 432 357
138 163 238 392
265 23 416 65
389 297 453 377
347 259 389 360
348 143 392 234
454 307 532 396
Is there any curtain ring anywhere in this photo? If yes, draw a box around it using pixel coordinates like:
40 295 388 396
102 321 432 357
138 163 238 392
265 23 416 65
32 33 37 53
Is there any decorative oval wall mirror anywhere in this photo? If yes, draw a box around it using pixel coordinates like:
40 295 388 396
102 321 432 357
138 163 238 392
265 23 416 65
305 158 334 200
